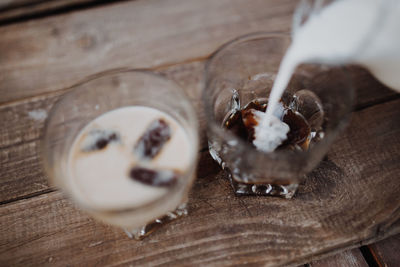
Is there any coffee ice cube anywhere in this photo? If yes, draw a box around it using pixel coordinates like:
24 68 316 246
129 166 178 187
80 129 119 152
282 109 311 147
242 109 262 141
134 119 171 159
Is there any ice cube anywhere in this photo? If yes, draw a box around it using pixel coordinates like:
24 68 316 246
80 129 119 152
134 119 171 159
129 166 178 187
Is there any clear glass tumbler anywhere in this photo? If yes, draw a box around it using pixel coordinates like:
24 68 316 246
203 32 354 198
42 70 199 239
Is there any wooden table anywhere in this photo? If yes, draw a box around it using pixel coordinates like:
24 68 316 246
0 0 399 266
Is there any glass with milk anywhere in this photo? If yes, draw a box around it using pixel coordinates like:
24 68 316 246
42 71 199 239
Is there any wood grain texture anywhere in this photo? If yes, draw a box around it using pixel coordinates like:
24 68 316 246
0 0 297 104
310 249 368 267
368 234 400 267
0 0 396 105
1 99 399 266
0 0 399 265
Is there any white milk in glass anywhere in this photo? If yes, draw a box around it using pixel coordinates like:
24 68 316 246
67 106 192 226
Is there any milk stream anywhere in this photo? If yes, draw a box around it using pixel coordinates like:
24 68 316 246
255 0 400 152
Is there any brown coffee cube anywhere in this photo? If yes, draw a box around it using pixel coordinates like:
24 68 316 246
134 119 171 159
129 166 178 187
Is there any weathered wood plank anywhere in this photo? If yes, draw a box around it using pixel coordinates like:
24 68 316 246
1 0 397 107
309 249 368 267
0 0 297 104
368 234 400 267
0 0 398 265
0 140 50 204
0 99 399 266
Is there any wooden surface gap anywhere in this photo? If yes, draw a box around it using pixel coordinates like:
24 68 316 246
0 0 133 26
309 248 369 267
360 246 380 267
0 188 54 206
355 93 400 112
0 0 51 11
0 137 39 151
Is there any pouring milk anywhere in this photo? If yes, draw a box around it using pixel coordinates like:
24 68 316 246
254 0 400 152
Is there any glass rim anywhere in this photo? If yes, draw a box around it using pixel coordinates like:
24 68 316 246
203 31 354 164
41 69 199 216
205 31 291 76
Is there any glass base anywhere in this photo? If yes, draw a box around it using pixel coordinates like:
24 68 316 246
227 173 298 199
123 203 188 240
209 143 299 199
